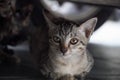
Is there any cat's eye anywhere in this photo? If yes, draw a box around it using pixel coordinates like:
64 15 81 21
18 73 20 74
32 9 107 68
53 36 60 43
70 38 79 45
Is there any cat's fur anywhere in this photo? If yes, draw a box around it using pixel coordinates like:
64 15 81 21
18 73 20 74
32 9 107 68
31 11 97 80
0 0 33 41
0 0 33 64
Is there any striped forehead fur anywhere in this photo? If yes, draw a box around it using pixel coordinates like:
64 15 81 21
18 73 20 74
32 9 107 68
54 19 78 36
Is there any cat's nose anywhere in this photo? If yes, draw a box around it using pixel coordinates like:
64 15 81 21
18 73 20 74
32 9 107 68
60 48 68 55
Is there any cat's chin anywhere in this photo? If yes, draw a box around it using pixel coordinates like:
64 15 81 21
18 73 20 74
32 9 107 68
60 53 72 58
58 51 82 58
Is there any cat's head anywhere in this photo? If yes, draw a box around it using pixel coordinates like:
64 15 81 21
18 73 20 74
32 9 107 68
0 0 33 34
0 0 12 17
11 4 33 34
13 4 33 27
44 11 97 57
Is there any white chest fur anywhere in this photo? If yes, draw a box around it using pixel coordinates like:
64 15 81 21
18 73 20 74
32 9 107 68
50 52 89 76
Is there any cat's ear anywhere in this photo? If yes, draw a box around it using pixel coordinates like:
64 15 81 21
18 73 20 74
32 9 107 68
43 10 56 30
79 17 97 39
22 4 33 27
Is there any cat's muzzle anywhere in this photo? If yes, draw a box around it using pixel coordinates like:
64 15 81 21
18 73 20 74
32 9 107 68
60 47 68 56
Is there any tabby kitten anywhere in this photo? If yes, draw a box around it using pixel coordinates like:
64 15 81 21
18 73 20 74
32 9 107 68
37 12 97 80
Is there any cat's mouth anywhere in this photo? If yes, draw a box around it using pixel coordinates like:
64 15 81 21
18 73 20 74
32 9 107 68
60 52 72 57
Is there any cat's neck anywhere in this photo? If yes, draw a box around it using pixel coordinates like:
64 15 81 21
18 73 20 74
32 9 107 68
48 49 89 76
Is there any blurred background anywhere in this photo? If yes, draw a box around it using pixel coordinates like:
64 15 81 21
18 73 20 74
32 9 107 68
0 0 120 80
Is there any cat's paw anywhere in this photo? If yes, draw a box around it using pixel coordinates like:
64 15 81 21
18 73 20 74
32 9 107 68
0 51 21 64
57 75 77 80
75 72 87 80
7 55 21 64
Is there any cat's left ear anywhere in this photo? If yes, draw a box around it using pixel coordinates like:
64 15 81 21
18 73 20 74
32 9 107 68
79 17 97 39
43 10 57 30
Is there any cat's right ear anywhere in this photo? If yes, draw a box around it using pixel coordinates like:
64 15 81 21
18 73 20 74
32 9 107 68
43 10 56 30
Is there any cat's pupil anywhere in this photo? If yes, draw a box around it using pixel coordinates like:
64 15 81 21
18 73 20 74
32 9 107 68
53 36 60 43
70 38 78 45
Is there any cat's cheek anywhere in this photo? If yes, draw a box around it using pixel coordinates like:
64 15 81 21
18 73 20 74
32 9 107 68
67 47 74 54
69 48 72 52
70 45 77 50
49 40 56 46
55 47 58 50
49 39 52 43
78 47 85 53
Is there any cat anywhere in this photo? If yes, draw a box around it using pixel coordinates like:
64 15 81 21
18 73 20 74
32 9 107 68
0 0 33 64
31 10 97 80
0 0 20 64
